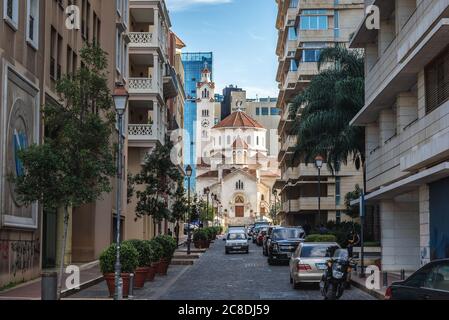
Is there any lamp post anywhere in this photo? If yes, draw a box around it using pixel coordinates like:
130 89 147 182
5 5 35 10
185 165 193 255
315 155 324 227
204 187 210 227
273 189 278 225
113 82 129 301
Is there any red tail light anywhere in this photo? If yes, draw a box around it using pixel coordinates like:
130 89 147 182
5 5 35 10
385 286 392 300
297 264 312 271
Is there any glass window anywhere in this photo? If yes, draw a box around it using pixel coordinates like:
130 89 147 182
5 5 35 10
300 244 339 258
227 233 246 240
303 49 321 62
272 228 304 240
256 108 260 116
4 0 19 29
261 108 269 116
271 108 281 115
287 27 297 41
300 12 328 30
289 0 298 8
290 59 298 71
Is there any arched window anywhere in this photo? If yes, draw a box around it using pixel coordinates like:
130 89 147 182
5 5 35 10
236 180 244 190
261 194 265 201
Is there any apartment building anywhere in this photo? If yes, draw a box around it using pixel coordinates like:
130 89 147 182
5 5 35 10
350 0 449 272
274 0 364 227
0 0 128 287
125 0 183 239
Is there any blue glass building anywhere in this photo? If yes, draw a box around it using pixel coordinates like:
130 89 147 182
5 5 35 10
181 52 213 192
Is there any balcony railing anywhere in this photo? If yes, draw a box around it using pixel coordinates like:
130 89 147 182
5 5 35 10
128 77 153 93
128 123 159 142
128 32 154 47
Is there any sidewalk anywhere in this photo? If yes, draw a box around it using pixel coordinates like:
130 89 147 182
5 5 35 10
0 261 102 300
351 271 411 300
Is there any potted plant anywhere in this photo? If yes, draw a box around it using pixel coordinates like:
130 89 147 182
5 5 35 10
193 229 208 249
145 240 162 281
124 240 151 289
154 235 177 275
99 242 138 298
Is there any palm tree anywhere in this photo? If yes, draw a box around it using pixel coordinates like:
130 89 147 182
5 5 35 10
289 46 366 188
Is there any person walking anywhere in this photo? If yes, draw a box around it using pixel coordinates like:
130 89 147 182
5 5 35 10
347 229 360 258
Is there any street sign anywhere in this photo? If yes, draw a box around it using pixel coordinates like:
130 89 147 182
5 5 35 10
359 193 365 217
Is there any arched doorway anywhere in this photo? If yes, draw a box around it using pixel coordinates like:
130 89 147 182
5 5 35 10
235 195 245 218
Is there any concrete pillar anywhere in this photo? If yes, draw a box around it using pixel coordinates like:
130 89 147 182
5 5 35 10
366 122 380 154
379 109 396 144
365 43 378 72
395 0 417 32
417 70 426 118
419 185 431 266
379 14 395 54
396 91 418 132
380 197 420 272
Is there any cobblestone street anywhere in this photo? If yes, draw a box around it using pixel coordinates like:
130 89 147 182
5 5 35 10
158 238 375 300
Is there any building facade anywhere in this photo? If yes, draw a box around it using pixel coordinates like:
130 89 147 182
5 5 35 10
0 0 128 287
350 0 449 272
274 0 364 227
181 52 214 191
125 0 183 240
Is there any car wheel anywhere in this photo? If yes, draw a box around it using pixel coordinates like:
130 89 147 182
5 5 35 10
292 279 300 290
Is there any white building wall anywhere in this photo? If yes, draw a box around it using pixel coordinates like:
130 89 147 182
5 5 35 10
380 198 420 272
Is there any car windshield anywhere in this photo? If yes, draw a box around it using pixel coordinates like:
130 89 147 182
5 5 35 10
272 228 304 240
228 233 246 240
300 245 339 258
333 249 349 260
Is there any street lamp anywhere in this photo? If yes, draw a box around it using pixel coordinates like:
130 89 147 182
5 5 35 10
204 187 210 227
185 165 193 255
315 155 324 227
273 189 278 225
113 82 128 301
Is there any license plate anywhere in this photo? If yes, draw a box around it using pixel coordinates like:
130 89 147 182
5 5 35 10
316 263 327 270
233 247 241 250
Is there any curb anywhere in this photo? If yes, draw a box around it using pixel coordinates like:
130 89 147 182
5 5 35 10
350 279 385 300
61 276 104 298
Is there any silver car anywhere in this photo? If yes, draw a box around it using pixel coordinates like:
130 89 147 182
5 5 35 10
289 242 340 289
225 230 249 254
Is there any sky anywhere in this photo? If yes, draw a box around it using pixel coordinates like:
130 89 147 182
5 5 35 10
166 0 279 99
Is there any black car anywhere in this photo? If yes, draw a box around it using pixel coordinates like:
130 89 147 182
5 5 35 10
267 227 305 265
386 259 449 300
263 226 279 256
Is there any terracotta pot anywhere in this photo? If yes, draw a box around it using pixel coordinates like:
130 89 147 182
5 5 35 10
194 241 203 249
203 240 210 249
134 267 149 289
146 265 156 281
104 273 131 298
157 258 170 275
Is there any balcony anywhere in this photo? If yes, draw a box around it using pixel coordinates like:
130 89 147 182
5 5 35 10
128 77 159 95
282 197 342 213
163 64 178 100
128 123 164 146
128 32 154 48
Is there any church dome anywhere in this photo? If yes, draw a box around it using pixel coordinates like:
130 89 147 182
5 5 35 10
213 110 264 129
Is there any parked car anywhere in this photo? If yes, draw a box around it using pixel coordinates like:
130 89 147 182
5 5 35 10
263 226 280 256
267 227 305 265
256 227 268 246
385 259 449 300
289 242 340 288
225 230 249 254
252 226 262 243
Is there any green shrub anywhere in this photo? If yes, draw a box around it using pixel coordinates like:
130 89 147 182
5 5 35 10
193 229 208 242
145 240 163 263
123 239 152 267
304 234 337 243
99 242 138 274
154 235 177 259
203 227 216 240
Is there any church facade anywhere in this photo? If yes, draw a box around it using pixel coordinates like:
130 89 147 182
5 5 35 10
194 68 279 226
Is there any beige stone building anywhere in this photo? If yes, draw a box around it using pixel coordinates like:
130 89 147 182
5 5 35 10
350 0 449 272
125 0 184 240
0 0 128 286
274 0 364 227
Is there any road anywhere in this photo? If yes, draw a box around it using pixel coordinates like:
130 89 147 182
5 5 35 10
159 237 375 300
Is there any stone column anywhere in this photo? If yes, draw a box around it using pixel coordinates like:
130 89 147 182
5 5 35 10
380 197 420 272
379 109 396 144
419 184 430 266
395 0 416 32
379 15 395 54
396 91 418 132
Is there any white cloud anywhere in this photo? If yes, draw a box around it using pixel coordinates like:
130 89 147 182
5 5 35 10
166 0 232 12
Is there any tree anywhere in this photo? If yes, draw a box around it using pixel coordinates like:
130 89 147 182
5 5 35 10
171 178 188 245
14 44 116 298
133 141 181 237
289 46 365 177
